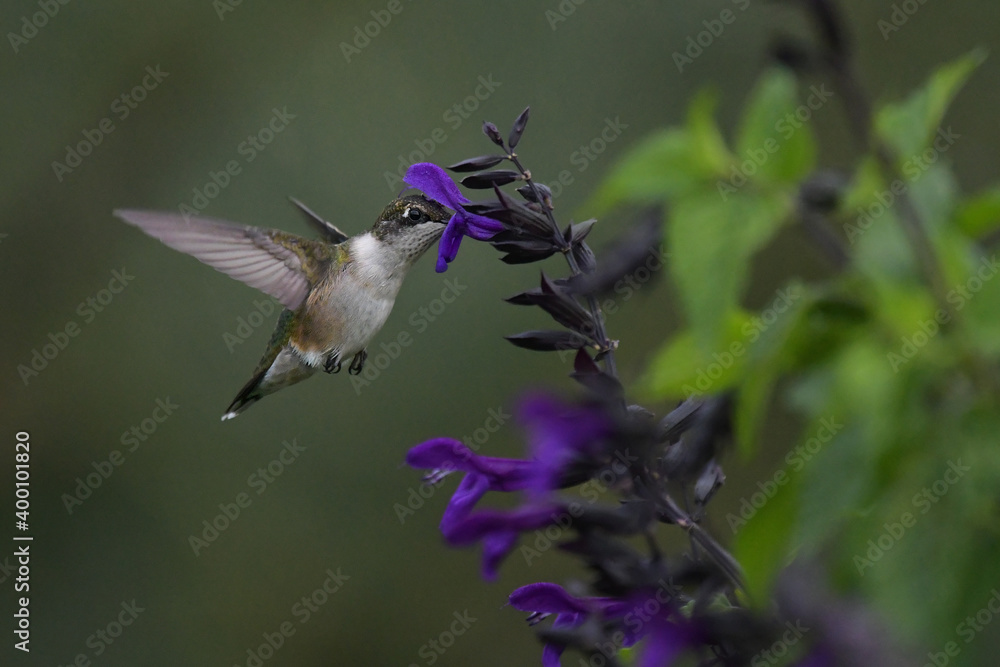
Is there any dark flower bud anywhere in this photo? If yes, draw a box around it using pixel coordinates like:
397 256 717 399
769 36 815 73
483 121 505 147
568 212 663 296
805 0 847 59
490 232 560 264
572 242 597 275
799 170 847 212
505 330 591 352
566 219 597 245
508 106 531 149
504 273 595 335
447 155 506 173
694 460 725 506
461 170 522 189
517 183 553 206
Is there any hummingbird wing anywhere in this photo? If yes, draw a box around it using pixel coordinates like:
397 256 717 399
115 209 328 311
288 196 349 244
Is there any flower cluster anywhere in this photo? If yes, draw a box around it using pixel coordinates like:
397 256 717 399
406 393 614 580
401 108 883 666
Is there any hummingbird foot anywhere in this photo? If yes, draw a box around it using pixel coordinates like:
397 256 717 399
323 354 343 374
348 349 367 375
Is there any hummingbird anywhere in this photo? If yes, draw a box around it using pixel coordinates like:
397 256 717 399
114 195 449 420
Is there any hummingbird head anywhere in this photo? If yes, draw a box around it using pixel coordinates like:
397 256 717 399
371 194 450 262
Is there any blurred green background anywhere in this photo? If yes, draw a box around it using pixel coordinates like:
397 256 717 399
1 1 998 665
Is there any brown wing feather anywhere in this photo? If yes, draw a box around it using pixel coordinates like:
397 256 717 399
115 209 316 310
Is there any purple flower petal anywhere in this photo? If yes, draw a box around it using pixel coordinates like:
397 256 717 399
541 613 583 667
436 219 464 272
482 530 519 581
404 162 468 209
541 640 563 667
439 473 491 536
460 212 504 240
509 583 591 615
636 617 689 667
443 503 563 545
518 394 613 496
403 162 503 272
406 438 533 491
443 503 565 577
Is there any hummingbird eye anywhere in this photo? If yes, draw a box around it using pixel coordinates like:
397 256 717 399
406 207 424 222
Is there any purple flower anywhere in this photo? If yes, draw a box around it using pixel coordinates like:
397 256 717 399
509 583 621 667
403 162 503 272
406 438 550 579
509 583 695 667
406 396 616 580
519 394 612 498
635 615 692 667
406 438 535 493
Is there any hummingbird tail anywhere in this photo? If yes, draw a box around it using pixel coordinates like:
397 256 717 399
221 375 264 421
220 341 319 421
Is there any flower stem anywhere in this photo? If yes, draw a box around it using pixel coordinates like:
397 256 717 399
658 493 746 594
507 152 619 378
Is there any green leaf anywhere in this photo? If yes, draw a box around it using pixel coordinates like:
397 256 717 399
585 89 731 217
686 88 732 176
732 472 801 605
951 250 1000 356
668 189 792 352
876 49 986 160
842 157 922 284
640 311 752 399
907 160 959 236
734 283 812 456
954 187 1000 238
735 69 818 185
794 422 872 552
585 129 704 216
